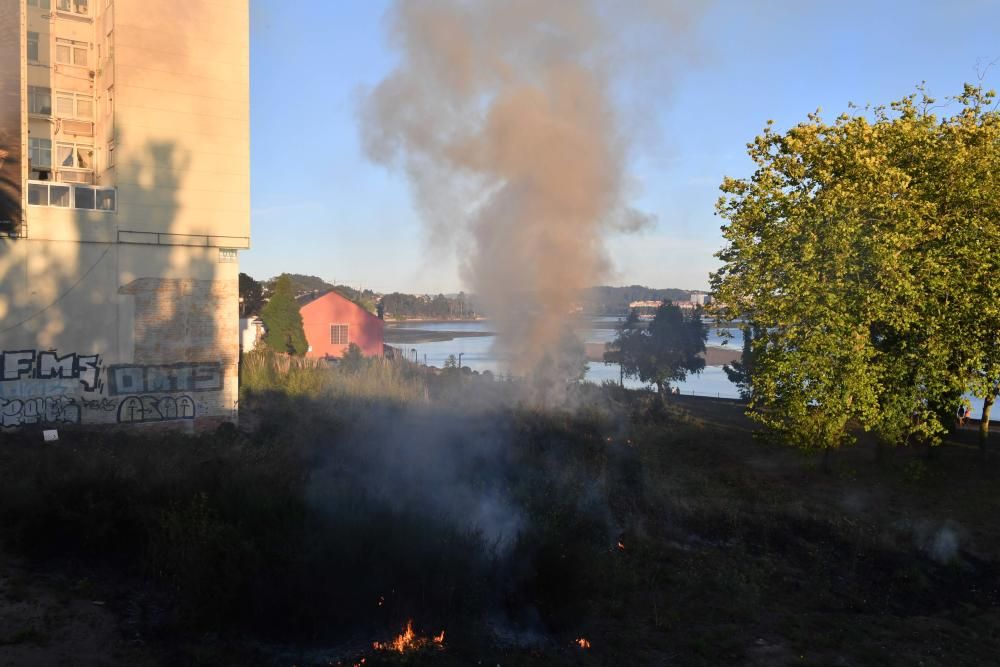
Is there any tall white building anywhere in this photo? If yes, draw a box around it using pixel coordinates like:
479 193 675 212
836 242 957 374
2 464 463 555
0 0 250 428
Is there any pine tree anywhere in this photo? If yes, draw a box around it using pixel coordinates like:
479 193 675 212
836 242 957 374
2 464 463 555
260 274 308 356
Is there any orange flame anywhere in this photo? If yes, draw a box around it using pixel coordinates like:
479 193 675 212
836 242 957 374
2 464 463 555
373 620 445 653
576 637 591 649
617 541 625 551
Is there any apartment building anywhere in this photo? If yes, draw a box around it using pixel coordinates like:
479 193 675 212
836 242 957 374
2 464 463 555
0 0 249 428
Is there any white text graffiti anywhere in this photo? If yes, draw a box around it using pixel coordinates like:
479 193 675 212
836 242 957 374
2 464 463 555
0 350 102 392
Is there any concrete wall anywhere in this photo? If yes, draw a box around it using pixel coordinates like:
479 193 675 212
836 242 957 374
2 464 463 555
301 293 385 359
0 0 249 430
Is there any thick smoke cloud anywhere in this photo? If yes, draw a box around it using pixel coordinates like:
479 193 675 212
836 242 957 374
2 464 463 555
361 0 702 374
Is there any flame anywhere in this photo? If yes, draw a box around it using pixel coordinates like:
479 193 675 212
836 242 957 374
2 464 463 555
617 541 625 551
576 637 591 649
373 620 445 654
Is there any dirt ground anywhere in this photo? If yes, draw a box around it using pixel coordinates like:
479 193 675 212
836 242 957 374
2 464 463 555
0 552 156 667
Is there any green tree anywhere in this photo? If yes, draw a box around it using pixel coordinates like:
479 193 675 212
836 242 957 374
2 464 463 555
340 343 366 373
711 84 998 451
260 275 308 356
239 272 264 316
604 308 643 387
722 323 761 401
636 303 706 402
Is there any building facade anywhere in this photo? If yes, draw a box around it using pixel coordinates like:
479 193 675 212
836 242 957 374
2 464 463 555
299 291 384 359
0 0 249 429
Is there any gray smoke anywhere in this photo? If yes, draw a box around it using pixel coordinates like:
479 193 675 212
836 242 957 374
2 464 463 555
361 0 705 374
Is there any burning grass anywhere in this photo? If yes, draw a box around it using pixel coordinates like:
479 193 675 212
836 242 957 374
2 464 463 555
1 362 999 665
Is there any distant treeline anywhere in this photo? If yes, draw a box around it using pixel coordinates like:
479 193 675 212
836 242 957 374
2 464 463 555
583 285 692 315
240 273 696 320
380 292 476 320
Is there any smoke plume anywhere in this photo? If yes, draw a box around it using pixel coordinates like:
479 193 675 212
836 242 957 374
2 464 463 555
361 0 700 373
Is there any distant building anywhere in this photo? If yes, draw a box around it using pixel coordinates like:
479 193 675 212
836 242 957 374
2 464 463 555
690 292 712 306
239 317 264 353
628 300 663 310
298 291 384 359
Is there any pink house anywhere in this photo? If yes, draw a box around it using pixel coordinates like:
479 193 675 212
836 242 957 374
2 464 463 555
297 291 384 358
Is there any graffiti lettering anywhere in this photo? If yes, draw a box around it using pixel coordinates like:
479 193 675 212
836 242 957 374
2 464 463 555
0 380 76 399
81 397 117 412
117 395 196 424
0 396 81 428
0 350 103 392
108 363 222 396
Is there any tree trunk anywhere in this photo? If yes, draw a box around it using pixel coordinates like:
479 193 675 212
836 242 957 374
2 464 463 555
657 382 669 407
981 394 995 451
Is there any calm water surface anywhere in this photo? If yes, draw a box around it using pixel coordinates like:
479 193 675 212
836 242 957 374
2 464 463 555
386 319 995 420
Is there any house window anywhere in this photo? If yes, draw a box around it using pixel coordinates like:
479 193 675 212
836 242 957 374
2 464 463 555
28 0 53 9
330 324 349 345
28 183 48 206
219 248 237 263
106 141 114 168
49 184 71 207
55 91 93 119
55 39 89 67
27 181 116 211
56 0 87 13
56 141 94 170
29 138 52 168
96 188 115 211
27 32 39 63
28 87 52 115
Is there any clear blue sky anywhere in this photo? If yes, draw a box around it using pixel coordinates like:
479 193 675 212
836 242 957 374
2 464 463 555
245 0 998 294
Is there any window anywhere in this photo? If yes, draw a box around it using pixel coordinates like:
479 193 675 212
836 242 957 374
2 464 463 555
330 324 349 345
105 86 114 117
56 0 87 13
28 183 48 206
54 91 93 119
96 189 115 211
27 181 116 211
106 141 114 168
29 138 52 168
56 141 94 170
28 0 53 9
28 86 52 115
74 185 95 210
27 32 39 63
55 39 88 67
50 184 71 207
219 248 238 263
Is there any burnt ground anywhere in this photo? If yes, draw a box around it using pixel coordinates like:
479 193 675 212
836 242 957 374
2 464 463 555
1 390 999 666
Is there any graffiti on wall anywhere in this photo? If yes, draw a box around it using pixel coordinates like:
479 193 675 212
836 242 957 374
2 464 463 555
1 350 103 392
107 362 222 396
0 396 81 427
117 395 196 424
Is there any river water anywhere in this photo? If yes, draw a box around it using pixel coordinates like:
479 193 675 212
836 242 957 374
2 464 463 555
387 318 745 399
386 319 995 420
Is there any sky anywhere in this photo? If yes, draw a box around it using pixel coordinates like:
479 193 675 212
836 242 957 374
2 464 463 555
245 0 999 294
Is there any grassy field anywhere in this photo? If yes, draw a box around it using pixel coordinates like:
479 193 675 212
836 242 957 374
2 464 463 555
0 354 998 666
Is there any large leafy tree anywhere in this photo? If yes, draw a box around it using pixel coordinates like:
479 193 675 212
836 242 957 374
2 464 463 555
711 84 998 450
610 302 706 402
260 275 309 356
604 308 642 386
239 272 265 316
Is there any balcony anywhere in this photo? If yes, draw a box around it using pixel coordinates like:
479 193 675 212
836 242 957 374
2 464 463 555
27 180 116 212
